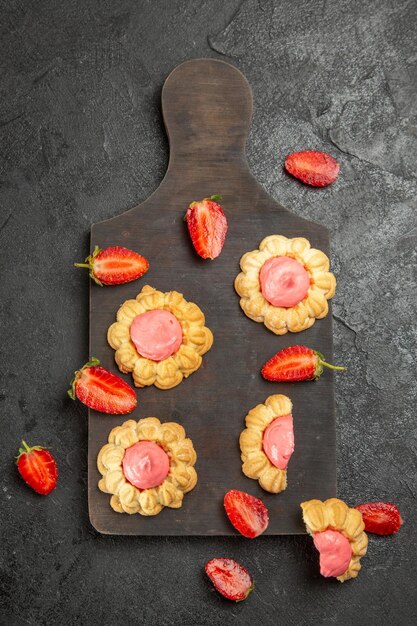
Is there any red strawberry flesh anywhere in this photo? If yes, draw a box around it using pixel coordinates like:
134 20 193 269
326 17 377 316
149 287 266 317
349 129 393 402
205 558 254 601
185 196 228 259
68 358 137 414
224 489 269 538
16 441 58 495
75 246 149 286
262 345 316 382
285 150 339 187
261 345 345 382
355 502 403 535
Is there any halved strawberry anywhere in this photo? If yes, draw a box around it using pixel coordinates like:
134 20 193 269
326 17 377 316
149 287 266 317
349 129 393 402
68 358 137 414
261 345 345 382
205 558 254 601
284 150 340 187
16 441 58 495
355 502 403 535
185 195 228 259
224 489 269 538
74 245 149 286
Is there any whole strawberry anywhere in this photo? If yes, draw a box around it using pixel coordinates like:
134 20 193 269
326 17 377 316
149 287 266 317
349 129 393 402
355 502 403 535
285 150 340 187
262 345 345 382
74 245 149 286
185 195 228 259
16 441 58 495
68 358 137 414
205 558 254 601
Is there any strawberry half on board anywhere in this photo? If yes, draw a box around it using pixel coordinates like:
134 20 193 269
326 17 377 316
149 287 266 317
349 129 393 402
261 345 345 382
224 489 269 538
185 195 228 259
74 245 149 286
284 150 340 187
16 441 58 495
205 558 254 602
68 358 137 414
355 502 403 535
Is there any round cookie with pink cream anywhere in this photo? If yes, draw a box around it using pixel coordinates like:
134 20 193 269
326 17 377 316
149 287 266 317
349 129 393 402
108 285 213 390
235 235 336 334
97 417 197 516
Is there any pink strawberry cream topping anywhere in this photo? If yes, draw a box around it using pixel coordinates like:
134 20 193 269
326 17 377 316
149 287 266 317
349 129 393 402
259 256 310 307
262 414 294 469
313 529 352 577
130 310 182 361
122 441 170 489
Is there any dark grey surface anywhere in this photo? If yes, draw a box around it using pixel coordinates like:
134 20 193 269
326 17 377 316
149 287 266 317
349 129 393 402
1 0 416 624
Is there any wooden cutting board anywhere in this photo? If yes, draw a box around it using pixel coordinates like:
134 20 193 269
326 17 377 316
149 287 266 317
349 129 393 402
88 59 336 535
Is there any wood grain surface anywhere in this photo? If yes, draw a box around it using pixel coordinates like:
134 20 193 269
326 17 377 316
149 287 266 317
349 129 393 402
88 59 336 535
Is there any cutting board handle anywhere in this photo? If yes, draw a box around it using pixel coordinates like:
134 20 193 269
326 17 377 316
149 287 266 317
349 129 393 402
161 59 253 166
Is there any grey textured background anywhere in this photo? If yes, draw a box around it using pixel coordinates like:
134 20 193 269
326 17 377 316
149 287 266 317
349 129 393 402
1 1 416 624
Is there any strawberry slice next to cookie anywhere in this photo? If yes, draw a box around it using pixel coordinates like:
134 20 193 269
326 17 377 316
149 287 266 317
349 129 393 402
68 358 137 414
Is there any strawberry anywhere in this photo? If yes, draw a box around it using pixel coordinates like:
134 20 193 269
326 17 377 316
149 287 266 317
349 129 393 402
261 345 345 382
224 489 269 538
355 502 403 535
68 358 137 414
284 150 340 187
74 245 149 286
16 441 58 495
205 558 254 602
185 195 228 259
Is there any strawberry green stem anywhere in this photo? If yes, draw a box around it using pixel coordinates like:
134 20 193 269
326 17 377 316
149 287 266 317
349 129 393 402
68 357 101 400
16 440 44 461
73 246 103 285
320 360 346 371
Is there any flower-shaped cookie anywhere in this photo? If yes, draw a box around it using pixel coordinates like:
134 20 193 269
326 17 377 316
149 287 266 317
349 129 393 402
235 235 336 334
239 394 294 494
97 417 197 516
301 498 368 582
108 285 213 390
